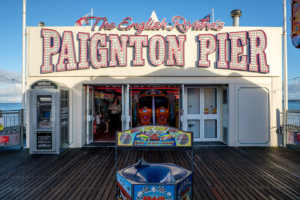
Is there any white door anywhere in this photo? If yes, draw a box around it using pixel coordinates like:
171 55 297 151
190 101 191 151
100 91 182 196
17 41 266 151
86 85 94 144
185 86 220 142
202 86 220 141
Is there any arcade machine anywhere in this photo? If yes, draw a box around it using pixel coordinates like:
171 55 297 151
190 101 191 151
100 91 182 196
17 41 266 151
134 90 173 127
28 80 71 154
116 126 193 200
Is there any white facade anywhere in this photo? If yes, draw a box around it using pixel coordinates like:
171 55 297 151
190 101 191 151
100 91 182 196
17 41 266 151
26 25 282 148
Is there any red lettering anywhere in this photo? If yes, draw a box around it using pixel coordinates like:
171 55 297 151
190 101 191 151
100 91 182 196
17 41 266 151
108 22 116 29
103 22 110 29
118 17 131 30
152 22 161 30
181 186 190 196
158 18 167 29
136 22 146 34
143 196 165 200
129 23 138 29
145 18 152 29
169 16 187 33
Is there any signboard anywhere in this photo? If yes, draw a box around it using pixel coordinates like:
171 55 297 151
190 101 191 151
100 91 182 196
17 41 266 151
0 136 9 143
134 185 175 200
291 0 300 48
287 132 300 145
84 16 224 33
0 118 3 131
37 131 52 149
0 133 19 146
39 28 270 74
117 174 132 200
31 81 58 89
117 126 192 147
177 174 192 200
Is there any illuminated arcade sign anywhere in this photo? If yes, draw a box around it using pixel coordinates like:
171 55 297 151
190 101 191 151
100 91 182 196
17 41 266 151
291 1 300 48
41 29 270 74
84 16 225 33
117 126 192 147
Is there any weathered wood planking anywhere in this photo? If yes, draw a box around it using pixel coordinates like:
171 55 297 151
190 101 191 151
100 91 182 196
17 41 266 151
0 146 300 199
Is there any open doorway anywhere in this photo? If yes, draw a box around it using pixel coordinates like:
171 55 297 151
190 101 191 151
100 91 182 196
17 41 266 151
86 85 182 143
93 86 122 142
86 84 222 144
130 86 180 129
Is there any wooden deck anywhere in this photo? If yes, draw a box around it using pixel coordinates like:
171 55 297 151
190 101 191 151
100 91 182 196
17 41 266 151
1 146 300 199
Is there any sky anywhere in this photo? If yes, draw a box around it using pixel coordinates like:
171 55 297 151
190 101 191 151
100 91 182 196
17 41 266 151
0 0 299 102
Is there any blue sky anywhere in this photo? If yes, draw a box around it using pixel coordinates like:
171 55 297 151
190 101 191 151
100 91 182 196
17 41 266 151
0 0 299 102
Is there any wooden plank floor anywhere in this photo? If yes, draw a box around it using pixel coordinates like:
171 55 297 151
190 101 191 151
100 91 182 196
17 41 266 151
0 146 300 199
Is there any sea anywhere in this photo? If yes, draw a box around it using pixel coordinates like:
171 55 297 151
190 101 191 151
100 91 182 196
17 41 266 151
0 103 27 111
0 102 300 110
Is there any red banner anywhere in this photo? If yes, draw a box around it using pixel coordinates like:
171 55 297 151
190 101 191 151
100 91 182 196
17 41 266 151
0 136 9 143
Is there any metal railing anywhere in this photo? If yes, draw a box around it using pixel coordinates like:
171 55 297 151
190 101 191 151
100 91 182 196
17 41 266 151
0 109 24 149
286 110 300 132
277 109 300 146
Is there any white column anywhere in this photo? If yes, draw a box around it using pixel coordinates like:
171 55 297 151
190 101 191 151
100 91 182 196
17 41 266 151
22 0 26 126
283 0 288 146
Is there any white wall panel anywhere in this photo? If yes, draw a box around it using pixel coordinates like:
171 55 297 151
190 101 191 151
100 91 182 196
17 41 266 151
238 87 270 145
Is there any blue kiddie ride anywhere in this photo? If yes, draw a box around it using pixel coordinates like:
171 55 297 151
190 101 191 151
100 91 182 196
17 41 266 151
116 125 194 200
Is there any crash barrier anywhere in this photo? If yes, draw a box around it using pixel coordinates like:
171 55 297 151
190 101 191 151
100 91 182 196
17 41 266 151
116 125 193 200
0 109 24 149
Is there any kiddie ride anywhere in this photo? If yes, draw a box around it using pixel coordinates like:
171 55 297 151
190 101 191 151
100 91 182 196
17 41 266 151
134 90 173 127
116 125 194 200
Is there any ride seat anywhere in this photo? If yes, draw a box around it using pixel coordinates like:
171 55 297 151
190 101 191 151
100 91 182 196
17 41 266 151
139 107 152 125
156 106 169 125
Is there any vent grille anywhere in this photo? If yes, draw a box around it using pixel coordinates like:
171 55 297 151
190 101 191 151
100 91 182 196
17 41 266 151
223 89 228 104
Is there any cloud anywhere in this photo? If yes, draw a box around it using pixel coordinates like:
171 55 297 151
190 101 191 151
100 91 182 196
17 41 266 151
0 68 23 103
283 81 300 99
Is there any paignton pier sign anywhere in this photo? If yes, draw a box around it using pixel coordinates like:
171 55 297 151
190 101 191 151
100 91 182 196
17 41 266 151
84 16 225 33
40 16 269 74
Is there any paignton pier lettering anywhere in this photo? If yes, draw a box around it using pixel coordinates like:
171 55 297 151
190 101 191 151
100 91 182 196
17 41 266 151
41 16 269 74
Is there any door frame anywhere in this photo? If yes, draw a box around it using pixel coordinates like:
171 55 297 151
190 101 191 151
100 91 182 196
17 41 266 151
86 85 94 144
184 86 220 142
122 84 132 131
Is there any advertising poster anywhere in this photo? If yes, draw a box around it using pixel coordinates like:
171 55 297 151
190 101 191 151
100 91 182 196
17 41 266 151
177 174 192 200
134 185 174 200
37 131 52 149
117 126 192 147
0 136 9 143
117 174 131 200
0 118 3 131
288 132 300 145
0 133 19 146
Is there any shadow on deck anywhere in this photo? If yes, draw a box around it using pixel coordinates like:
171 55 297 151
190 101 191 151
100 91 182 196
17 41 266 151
0 146 300 200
